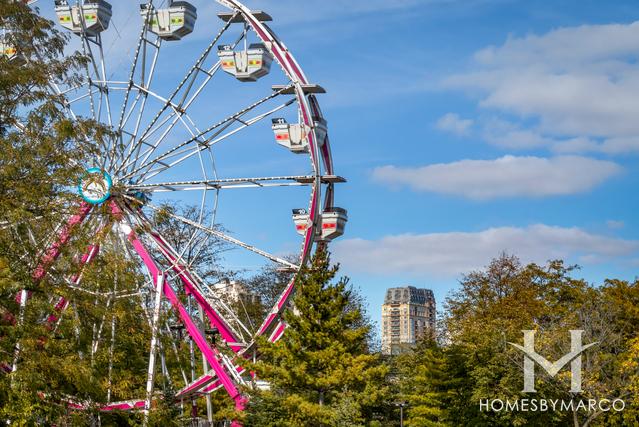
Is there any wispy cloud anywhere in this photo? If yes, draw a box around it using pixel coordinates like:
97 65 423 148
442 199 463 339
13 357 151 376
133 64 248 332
436 113 474 136
372 155 621 200
607 220 625 230
333 225 639 278
444 21 639 154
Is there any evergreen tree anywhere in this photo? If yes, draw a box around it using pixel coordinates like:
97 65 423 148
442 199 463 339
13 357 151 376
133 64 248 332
396 339 448 427
245 251 390 426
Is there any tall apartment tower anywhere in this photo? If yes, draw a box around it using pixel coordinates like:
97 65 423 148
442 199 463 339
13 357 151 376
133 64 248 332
382 286 436 355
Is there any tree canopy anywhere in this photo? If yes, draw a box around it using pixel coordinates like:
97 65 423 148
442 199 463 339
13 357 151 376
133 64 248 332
395 255 639 427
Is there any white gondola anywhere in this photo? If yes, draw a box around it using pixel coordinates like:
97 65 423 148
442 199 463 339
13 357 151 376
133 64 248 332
217 43 273 82
292 209 310 236
272 117 328 154
140 1 197 41
272 118 308 154
55 0 112 36
291 207 347 241
319 208 347 241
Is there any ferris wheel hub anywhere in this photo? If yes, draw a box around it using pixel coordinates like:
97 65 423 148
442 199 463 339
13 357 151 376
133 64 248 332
79 168 113 205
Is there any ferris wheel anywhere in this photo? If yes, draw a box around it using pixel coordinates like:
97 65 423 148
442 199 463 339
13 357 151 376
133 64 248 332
2 0 346 421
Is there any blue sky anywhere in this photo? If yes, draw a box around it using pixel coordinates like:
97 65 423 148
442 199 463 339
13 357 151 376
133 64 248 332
263 0 639 326
33 0 639 329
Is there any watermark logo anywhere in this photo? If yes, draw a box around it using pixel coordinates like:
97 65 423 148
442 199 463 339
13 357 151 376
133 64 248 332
479 329 625 413
508 330 597 393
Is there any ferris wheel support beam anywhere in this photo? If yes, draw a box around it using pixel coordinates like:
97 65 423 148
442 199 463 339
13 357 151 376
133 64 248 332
116 14 238 176
9 224 102 374
45 242 101 328
125 224 246 416
148 230 246 351
128 205 249 348
25 202 92 292
144 272 165 422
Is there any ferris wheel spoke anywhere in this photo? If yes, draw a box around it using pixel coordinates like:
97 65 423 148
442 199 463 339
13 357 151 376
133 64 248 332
115 15 239 176
117 29 248 177
138 200 299 271
186 186 221 274
45 77 106 165
116 1 158 133
69 2 119 169
180 184 212 271
126 209 254 345
79 38 99 123
141 99 295 185
29 35 86 123
67 87 100 105
126 175 338 193
122 206 256 343
48 81 83 119
110 22 160 147
122 87 292 183
93 37 118 167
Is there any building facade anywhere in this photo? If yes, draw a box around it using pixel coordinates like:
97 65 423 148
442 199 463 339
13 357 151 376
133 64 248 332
381 286 436 355
213 278 259 305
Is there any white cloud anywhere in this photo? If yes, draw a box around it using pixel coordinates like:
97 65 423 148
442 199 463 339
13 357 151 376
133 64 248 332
372 155 621 200
444 21 639 154
333 225 639 277
481 118 556 149
436 113 473 136
596 137 639 153
606 220 625 230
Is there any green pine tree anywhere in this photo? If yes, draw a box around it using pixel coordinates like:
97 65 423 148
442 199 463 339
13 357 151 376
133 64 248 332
396 338 448 427
245 251 390 426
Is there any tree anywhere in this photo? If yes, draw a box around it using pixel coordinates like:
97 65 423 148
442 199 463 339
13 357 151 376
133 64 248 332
245 260 295 311
0 3 184 424
244 251 390 426
393 328 479 427
0 2 94 420
403 254 639 427
151 204 231 283
395 338 449 427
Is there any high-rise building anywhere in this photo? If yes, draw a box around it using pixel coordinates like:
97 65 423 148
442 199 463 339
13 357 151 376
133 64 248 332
381 286 436 355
